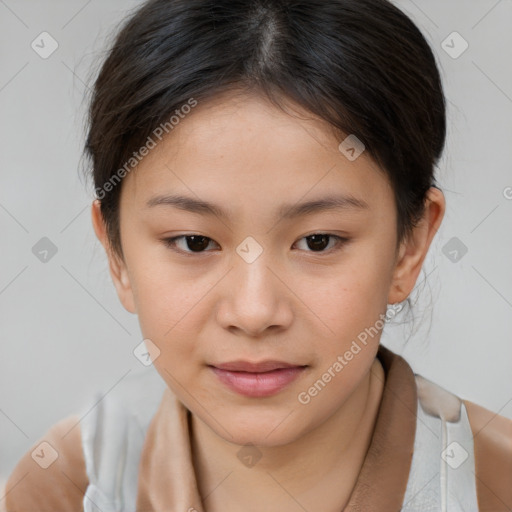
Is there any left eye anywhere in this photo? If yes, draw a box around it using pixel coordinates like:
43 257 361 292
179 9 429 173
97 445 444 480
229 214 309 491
162 233 348 255
293 233 347 253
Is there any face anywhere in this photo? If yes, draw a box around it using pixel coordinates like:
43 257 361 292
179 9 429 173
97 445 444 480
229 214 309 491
92 91 444 447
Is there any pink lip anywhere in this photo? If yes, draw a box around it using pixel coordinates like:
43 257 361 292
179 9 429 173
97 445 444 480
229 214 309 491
211 360 303 372
209 365 307 398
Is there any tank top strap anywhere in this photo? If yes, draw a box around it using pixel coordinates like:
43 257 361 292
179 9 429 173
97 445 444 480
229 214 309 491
401 374 479 511
79 367 167 512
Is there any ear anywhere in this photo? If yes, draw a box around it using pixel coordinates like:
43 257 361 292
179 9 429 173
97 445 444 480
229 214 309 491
387 187 445 304
91 199 137 314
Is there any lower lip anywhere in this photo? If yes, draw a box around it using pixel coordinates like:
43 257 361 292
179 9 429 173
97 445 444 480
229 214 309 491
210 366 307 398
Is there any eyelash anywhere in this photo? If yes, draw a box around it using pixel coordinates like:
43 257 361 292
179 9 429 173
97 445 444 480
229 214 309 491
161 233 349 256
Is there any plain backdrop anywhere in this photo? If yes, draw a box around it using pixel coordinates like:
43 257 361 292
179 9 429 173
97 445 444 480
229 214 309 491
1 0 511 485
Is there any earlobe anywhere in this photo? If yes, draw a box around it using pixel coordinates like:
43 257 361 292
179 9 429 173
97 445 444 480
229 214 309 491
387 187 445 304
387 242 409 304
109 261 137 315
91 200 137 314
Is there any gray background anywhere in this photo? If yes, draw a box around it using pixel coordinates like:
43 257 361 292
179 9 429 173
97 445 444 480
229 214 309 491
1 0 511 490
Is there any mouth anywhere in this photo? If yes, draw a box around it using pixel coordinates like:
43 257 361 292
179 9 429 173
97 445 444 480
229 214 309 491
210 360 307 372
208 361 308 398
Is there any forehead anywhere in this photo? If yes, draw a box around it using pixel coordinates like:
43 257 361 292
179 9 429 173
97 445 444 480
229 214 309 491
120 92 393 215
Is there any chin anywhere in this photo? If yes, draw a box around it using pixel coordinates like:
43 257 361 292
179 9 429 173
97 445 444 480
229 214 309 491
230 430 298 449
209 412 305 448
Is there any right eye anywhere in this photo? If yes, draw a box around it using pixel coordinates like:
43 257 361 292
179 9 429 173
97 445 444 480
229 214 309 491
161 235 220 255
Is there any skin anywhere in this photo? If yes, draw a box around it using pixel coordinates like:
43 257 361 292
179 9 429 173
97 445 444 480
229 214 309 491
92 90 445 511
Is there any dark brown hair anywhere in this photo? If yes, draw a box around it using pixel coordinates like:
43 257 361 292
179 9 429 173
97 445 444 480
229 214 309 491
82 0 446 262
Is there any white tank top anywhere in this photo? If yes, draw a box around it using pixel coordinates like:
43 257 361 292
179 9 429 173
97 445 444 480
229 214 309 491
79 367 479 511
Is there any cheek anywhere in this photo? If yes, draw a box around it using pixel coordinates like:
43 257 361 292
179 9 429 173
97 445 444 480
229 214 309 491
137 286 206 345
291 264 390 429
295 254 393 346
127 258 210 369
136 277 207 398
127 238 213 335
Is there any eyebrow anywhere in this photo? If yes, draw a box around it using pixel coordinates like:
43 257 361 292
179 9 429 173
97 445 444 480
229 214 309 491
145 193 369 221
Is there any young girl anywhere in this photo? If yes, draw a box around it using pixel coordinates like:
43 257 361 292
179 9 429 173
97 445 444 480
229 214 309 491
3 0 511 510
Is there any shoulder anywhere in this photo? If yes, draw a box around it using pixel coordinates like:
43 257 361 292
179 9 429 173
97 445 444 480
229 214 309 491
464 399 512 512
3 414 88 512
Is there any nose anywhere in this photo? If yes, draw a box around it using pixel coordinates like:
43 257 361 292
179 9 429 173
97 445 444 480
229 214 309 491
215 251 293 337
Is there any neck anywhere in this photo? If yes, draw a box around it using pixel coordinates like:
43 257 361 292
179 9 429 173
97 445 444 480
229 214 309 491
190 357 385 511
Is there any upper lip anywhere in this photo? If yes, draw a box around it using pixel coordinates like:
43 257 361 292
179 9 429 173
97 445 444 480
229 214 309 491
210 360 307 373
